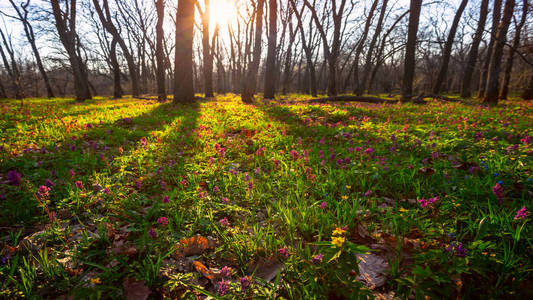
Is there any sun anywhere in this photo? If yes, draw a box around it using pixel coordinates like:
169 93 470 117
209 0 236 28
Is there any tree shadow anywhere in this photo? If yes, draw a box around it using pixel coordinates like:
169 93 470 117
0 99 200 228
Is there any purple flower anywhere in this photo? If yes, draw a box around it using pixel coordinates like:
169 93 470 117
492 183 504 202
213 186 220 193
217 279 229 296
148 227 157 238
222 197 229 204
7 170 22 186
240 276 251 291
38 185 50 198
278 246 289 259
220 266 232 277
455 242 467 257
311 253 324 264
514 207 528 220
45 179 54 187
220 217 230 227
363 190 372 197
290 150 298 160
162 195 169 203
157 216 168 226
363 148 374 155
75 180 84 190
320 201 327 209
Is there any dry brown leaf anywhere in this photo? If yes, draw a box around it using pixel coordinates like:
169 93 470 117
248 257 283 282
356 253 389 289
174 235 215 257
122 277 151 300
193 261 215 279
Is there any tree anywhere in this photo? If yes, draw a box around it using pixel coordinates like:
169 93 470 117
353 0 379 95
460 0 489 98
478 0 502 97
197 0 214 98
174 0 195 103
500 0 528 99
290 0 318 97
110 37 123 99
8 0 54 98
50 0 92 101
242 0 265 103
264 0 278 99
432 0 468 94
401 0 422 102
304 0 348 96
358 0 389 96
0 27 23 100
155 0 166 101
92 0 140 97
482 0 515 105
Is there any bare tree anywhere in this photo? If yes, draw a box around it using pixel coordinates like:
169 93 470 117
401 0 423 102
0 26 23 100
460 0 489 98
8 0 54 98
433 0 468 94
478 0 503 97
500 0 528 99
264 0 278 99
50 0 92 101
482 0 515 105
197 0 214 97
155 0 166 101
242 0 265 103
352 0 379 95
174 0 195 103
92 0 140 97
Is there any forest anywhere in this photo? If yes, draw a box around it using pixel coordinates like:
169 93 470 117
0 0 532 299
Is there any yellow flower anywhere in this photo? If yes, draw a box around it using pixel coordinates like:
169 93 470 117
90 277 102 285
399 208 408 213
332 227 346 236
346 185 351 189
332 236 345 248
341 195 348 200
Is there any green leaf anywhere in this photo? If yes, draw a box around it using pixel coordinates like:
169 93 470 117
475 217 489 241
328 250 342 263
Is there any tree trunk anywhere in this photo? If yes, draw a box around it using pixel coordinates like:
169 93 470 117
460 0 488 98
482 0 515 105
500 0 527 100
522 75 533 100
174 0 195 103
0 36 23 100
199 0 214 97
50 0 92 101
401 0 422 102
264 0 278 99
155 0 166 101
433 0 468 94
110 37 123 99
353 0 379 95
359 0 388 96
242 0 265 103
478 0 502 98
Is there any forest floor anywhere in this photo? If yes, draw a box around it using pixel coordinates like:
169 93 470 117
0 95 531 299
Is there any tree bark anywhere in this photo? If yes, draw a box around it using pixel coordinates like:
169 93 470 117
264 0 278 99
155 0 166 101
460 0 489 98
174 0 195 103
50 0 91 101
522 75 533 100
500 0 527 100
242 0 265 103
353 0 379 95
198 0 214 98
401 0 422 102
482 0 515 105
478 0 502 98
92 0 140 97
432 0 468 94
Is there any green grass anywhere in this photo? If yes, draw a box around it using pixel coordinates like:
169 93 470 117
0 95 531 299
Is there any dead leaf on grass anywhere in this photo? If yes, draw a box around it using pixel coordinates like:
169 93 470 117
122 277 151 300
355 253 389 289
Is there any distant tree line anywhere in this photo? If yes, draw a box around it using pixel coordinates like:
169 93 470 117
0 0 531 105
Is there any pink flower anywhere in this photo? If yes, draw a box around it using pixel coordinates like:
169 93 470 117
220 217 230 227
492 183 504 202
222 197 229 204
157 217 168 226
217 279 229 296
240 276 251 291
320 201 327 209
278 246 289 259
514 207 528 220
75 181 84 190
162 195 169 203
148 227 157 238
38 185 50 198
220 266 232 277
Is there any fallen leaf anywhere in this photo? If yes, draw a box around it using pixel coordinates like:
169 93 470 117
122 277 150 300
174 235 216 257
193 261 215 279
356 253 389 289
